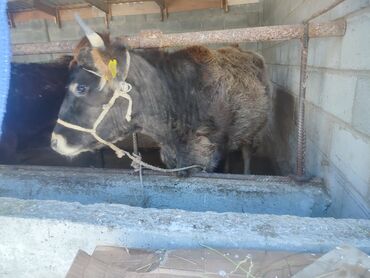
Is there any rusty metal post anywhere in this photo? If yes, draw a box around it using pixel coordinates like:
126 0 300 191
132 133 138 155
295 0 346 179
12 20 346 56
296 24 309 179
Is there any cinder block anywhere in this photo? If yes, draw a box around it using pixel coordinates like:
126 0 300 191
340 11 370 70
278 43 288 64
286 66 300 95
308 37 342 69
124 14 147 25
12 54 53 63
46 20 83 42
330 124 370 199
179 19 203 32
201 16 224 31
306 70 323 106
11 20 49 44
288 41 300 65
320 72 357 123
305 103 334 156
325 163 370 219
229 3 262 14
352 77 370 136
224 15 249 28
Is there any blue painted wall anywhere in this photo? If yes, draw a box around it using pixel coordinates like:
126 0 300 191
0 1 11 137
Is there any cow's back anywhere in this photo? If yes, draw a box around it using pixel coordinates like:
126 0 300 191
183 46 270 150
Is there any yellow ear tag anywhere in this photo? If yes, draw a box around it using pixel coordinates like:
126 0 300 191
108 59 118 79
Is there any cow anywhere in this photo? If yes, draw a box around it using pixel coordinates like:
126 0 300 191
51 16 270 175
0 56 71 163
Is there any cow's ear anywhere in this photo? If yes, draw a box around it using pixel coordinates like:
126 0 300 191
69 59 78 70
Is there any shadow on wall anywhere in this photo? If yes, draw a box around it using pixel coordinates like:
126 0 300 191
258 86 297 176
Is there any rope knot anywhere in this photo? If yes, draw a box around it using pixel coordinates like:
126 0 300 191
131 153 142 172
115 149 125 158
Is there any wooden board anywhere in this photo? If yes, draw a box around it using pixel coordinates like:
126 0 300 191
11 0 260 25
66 245 321 278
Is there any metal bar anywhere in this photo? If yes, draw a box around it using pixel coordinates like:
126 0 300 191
84 0 109 13
296 24 309 178
295 0 347 179
12 19 346 55
7 11 15 28
132 133 138 155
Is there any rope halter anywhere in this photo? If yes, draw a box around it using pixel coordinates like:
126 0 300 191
56 51 204 173
57 81 133 159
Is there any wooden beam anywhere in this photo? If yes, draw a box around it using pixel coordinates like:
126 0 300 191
55 8 62 28
7 11 16 28
34 0 57 17
11 0 258 25
222 0 229 12
153 0 166 21
84 0 109 14
34 0 62 28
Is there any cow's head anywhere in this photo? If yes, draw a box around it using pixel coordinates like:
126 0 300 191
51 15 132 157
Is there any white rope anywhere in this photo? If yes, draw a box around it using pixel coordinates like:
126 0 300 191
57 82 204 173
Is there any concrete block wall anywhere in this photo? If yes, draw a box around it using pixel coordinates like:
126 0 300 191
262 0 370 218
11 3 262 63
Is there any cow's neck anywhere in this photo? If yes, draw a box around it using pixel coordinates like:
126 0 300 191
121 51 197 145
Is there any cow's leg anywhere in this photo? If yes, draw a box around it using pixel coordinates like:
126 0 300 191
242 145 252 174
223 153 231 173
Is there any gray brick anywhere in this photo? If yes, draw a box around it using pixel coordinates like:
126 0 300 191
12 54 53 63
124 14 147 25
330 124 370 200
307 37 342 69
305 103 334 156
46 20 83 42
353 77 370 136
11 20 49 44
180 19 203 32
229 3 262 14
224 15 249 29
201 16 224 31
340 11 370 70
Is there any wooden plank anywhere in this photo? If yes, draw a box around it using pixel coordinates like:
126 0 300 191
84 0 109 14
228 0 259 5
11 0 259 25
33 0 57 17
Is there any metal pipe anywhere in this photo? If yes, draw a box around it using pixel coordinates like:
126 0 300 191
295 0 346 179
296 24 309 178
12 20 346 55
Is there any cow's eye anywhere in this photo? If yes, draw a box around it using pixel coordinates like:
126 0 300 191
76 84 89 95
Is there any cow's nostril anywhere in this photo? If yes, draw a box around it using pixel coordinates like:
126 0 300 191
51 138 58 150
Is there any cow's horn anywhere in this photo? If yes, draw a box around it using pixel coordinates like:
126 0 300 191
75 13 105 50
122 50 131 80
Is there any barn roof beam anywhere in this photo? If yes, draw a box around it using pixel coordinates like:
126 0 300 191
84 0 109 14
84 1 112 28
12 19 346 55
153 0 167 21
34 0 61 28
